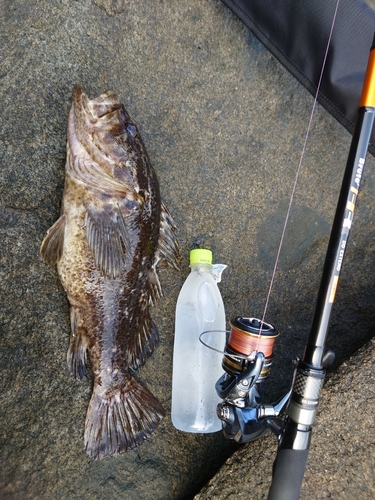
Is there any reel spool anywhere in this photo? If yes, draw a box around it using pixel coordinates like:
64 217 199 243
223 317 279 380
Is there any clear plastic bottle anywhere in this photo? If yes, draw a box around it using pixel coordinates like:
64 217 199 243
171 249 226 433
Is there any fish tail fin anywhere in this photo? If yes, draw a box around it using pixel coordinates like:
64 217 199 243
84 375 164 460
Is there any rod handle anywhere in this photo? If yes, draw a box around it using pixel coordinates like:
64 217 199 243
267 448 309 500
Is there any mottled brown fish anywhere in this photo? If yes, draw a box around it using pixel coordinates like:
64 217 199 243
40 86 179 460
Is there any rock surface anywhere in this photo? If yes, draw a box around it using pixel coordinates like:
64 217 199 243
1 1 375 499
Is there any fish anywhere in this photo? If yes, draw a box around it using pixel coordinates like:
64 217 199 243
40 86 179 460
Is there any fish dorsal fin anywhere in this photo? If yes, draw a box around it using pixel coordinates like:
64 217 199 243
85 205 133 278
40 214 66 264
147 266 163 306
156 201 180 269
125 293 160 370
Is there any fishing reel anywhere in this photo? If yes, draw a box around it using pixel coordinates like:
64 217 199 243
215 317 291 443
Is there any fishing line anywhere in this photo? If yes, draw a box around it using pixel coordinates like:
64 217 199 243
256 0 341 349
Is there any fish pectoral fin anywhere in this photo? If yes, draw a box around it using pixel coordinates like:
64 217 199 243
156 201 180 270
84 376 164 460
40 214 66 264
85 205 133 278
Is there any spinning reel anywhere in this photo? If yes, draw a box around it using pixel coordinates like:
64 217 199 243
212 316 336 444
214 317 291 443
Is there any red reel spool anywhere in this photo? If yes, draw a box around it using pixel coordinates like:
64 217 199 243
223 317 279 379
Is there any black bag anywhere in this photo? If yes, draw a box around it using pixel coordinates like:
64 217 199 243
221 0 375 155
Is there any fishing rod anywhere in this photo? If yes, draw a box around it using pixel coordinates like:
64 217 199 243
212 32 375 500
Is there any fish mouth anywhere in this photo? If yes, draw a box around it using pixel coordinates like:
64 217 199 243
72 86 126 120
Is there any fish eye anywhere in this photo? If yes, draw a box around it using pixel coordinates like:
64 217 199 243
126 124 137 137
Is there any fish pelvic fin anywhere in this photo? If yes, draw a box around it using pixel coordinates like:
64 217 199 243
156 201 180 270
84 376 164 460
40 214 66 264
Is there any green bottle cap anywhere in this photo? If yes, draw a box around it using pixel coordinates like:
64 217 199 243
189 249 212 265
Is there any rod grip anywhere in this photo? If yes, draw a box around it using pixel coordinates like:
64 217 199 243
267 448 309 500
